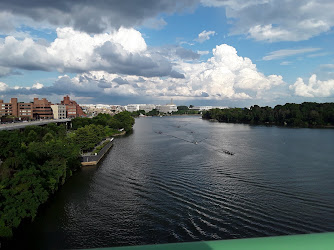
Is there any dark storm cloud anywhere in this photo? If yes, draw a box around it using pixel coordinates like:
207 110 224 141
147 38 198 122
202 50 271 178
96 41 185 78
0 0 199 33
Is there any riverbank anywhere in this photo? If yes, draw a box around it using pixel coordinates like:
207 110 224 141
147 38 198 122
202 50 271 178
81 138 114 166
0 112 135 238
204 117 334 129
202 102 334 128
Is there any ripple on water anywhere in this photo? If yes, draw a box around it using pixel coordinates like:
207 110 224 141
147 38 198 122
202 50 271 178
7 116 334 249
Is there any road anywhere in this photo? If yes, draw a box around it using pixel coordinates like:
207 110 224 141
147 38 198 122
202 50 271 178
0 118 71 131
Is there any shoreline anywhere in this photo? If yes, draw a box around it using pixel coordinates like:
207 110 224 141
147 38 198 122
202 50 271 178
203 118 334 129
80 130 126 166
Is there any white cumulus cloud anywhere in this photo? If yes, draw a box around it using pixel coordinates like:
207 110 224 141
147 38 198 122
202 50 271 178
0 44 285 102
0 81 8 91
289 74 334 97
32 82 44 89
0 27 184 78
195 30 216 43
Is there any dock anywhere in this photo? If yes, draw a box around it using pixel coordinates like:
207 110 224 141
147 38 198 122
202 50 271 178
80 138 114 166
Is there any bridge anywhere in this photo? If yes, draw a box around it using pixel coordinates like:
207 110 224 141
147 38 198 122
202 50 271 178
95 232 334 250
0 118 72 131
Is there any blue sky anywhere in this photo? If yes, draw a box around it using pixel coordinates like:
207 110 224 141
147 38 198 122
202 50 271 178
0 0 334 106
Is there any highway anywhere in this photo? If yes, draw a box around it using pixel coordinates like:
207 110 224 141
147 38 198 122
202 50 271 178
0 118 71 131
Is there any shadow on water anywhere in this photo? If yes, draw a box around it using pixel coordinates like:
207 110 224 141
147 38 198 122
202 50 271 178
2 166 99 250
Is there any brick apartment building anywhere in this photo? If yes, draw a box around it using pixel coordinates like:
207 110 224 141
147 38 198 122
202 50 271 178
32 98 53 119
1 95 85 120
0 98 53 120
61 95 85 118
0 97 53 120
0 98 33 120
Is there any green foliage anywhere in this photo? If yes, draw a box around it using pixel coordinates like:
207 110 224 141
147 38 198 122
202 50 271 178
71 112 135 132
177 106 189 111
173 109 199 115
0 124 80 237
112 111 135 132
130 110 146 117
73 124 106 152
203 102 334 127
0 112 135 237
146 109 160 116
92 141 110 154
71 117 91 130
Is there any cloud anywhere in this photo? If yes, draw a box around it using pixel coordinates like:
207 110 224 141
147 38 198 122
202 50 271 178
150 45 200 60
0 66 14 77
0 0 199 33
0 81 8 91
0 27 184 78
195 30 216 43
32 82 44 89
263 48 321 61
142 17 167 30
3 43 285 104
0 12 15 33
112 77 130 85
202 0 334 42
280 61 292 66
174 47 200 60
197 50 210 55
320 64 334 69
0 44 285 103
289 74 334 97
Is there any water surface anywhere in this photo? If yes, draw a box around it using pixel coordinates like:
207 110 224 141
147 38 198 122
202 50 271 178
7 116 334 249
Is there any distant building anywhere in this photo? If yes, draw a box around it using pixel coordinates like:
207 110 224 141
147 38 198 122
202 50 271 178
1 97 53 120
0 98 33 119
61 95 85 118
80 104 124 117
18 101 33 119
32 98 53 119
190 106 228 111
51 105 67 119
125 104 140 112
139 104 156 113
156 104 178 113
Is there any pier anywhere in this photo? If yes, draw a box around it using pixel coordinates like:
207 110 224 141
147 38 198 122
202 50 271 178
80 138 114 166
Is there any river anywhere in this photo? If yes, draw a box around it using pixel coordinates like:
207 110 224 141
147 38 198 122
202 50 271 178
6 116 334 249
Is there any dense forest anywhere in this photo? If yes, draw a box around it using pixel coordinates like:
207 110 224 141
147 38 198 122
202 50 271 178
0 112 134 237
202 102 334 127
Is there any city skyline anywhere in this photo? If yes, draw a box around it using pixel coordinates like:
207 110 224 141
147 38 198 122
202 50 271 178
0 1 334 107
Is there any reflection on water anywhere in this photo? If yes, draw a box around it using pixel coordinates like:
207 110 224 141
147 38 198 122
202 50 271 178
7 116 334 249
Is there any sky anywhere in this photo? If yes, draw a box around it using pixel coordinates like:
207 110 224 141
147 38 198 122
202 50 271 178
0 0 334 107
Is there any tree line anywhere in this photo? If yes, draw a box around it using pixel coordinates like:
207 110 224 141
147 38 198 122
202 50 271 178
0 112 134 237
202 102 334 127
130 106 200 117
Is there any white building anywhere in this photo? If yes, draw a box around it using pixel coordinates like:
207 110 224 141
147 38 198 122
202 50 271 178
156 104 178 113
125 104 141 112
139 104 156 113
51 104 67 119
190 106 228 111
